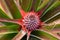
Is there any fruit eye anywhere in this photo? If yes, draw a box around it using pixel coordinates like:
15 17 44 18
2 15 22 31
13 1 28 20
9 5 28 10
23 13 40 31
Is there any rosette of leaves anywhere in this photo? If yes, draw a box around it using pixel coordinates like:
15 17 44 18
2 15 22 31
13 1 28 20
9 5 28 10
0 0 60 40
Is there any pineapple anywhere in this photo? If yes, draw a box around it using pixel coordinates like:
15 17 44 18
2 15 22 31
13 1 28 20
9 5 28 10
0 0 60 40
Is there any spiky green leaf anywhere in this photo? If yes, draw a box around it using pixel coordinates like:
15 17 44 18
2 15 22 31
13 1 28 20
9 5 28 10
0 9 10 19
32 30 59 40
19 0 33 12
4 0 22 19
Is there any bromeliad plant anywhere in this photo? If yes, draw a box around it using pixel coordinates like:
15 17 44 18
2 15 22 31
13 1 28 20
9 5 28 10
0 0 60 40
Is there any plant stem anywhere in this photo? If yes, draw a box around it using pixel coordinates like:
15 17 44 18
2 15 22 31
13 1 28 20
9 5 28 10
12 30 26 40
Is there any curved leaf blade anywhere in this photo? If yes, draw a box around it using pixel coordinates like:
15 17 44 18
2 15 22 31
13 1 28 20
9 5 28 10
32 30 59 40
44 12 60 23
0 0 13 19
19 0 33 12
33 0 41 12
41 0 60 18
36 0 49 12
0 25 19 31
0 9 10 19
41 6 60 21
0 33 17 40
4 0 22 19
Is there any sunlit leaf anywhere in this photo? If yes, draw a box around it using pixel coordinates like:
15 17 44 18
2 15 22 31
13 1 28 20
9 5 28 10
32 30 59 40
41 0 60 18
41 6 60 22
4 0 22 19
0 9 10 19
21 34 41 40
44 12 60 23
0 25 20 31
33 0 41 11
0 0 13 19
0 33 17 40
54 24 60 29
44 24 60 30
36 0 49 12
19 0 33 12
0 25 18 40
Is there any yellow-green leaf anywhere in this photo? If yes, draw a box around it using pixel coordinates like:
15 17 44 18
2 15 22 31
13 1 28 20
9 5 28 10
19 0 33 12
4 0 22 19
0 9 10 19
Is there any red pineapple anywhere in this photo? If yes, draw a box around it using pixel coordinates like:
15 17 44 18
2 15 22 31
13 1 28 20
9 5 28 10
17 8 43 40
